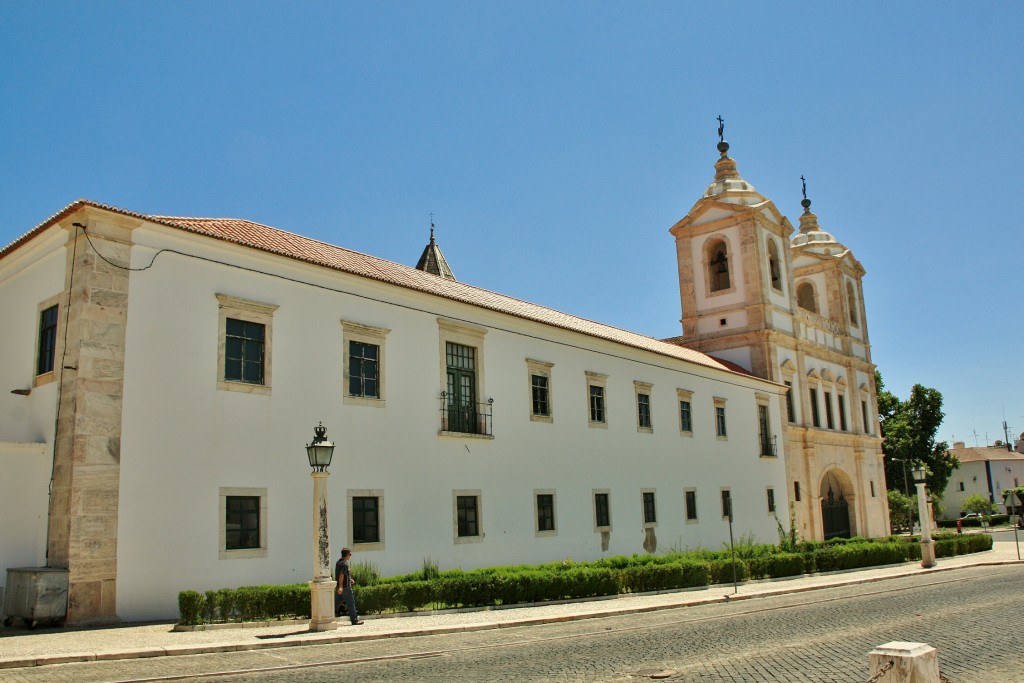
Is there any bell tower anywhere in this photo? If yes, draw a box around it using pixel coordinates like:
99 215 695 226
667 120 795 380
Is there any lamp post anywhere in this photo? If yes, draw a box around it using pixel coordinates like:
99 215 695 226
912 464 936 569
306 422 337 631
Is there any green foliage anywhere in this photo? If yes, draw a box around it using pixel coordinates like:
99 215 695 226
351 560 381 587
177 590 204 626
876 370 959 495
176 531 997 624
961 494 996 516
775 503 800 552
421 556 440 581
887 490 915 532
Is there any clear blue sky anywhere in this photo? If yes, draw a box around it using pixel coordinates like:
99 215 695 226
2 2 1021 447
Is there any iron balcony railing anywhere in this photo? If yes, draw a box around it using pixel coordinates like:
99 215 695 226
759 434 778 457
440 393 494 436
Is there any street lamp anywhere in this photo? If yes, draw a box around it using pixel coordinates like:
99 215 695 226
306 422 337 631
912 464 936 569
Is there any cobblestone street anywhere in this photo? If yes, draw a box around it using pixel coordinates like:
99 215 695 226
2 565 1020 682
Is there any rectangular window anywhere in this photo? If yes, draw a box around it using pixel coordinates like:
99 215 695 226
352 496 380 544
838 394 848 431
767 487 776 513
590 385 605 423
348 341 380 398
861 400 870 434
870 481 875 498
824 391 835 429
809 388 821 428
758 403 773 456
680 400 693 433
446 342 478 434
456 495 479 537
959 481 965 492
721 490 732 519
594 492 611 528
715 406 727 437
637 393 652 429
531 374 550 417
225 495 260 550
225 318 266 384
642 491 657 524
536 493 555 532
685 489 698 521
784 381 795 423
794 481 801 502
36 304 58 376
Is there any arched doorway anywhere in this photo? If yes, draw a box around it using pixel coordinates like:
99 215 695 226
820 470 852 540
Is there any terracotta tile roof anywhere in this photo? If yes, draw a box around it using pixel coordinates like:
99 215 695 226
949 446 1024 464
2 200 762 379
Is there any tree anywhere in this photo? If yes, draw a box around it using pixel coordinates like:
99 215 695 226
876 371 959 496
961 493 996 516
887 489 914 533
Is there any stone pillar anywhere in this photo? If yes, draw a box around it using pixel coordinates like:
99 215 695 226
47 220 131 624
308 471 337 631
868 642 941 682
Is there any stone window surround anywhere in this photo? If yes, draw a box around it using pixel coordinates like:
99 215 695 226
216 294 278 396
219 486 268 560
453 489 483 544
859 383 873 435
702 234 737 297
33 292 64 389
684 487 698 523
677 388 694 436
756 392 775 458
438 319 490 439
634 380 653 433
714 396 728 440
641 488 657 528
341 320 390 408
534 488 557 538
592 488 612 532
347 488 384 551
526 358 554 423
585 371 609 429
766 236 784 293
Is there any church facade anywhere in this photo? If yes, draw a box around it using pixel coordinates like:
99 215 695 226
666 135 889 541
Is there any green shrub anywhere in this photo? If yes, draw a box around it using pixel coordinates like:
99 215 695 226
746 552 805 579
708 558 748 584
218 588 237 622
351 560 381 587
422 557 440 581
619 560 710 593
177 590 204 625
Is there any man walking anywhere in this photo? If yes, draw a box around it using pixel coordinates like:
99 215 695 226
335 547 364 625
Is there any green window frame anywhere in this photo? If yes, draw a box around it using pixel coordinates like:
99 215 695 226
715 406 727 437
457 495 479 537
642 491 657 524
531 374 550 417
536 494 555 532
590 385 605 423
680 400 693 432
225 318 265 384
352 496 379 544
225 495 261 550
348 341 380 398
594 492 610 528
36 304 58 376
685 490 698 521
637 393 652 429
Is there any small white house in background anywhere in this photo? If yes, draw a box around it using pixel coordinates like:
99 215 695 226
0 199 791 624
940 442 1024 519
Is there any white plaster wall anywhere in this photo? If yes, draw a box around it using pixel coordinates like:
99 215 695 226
0 233 66 602
707 346 752 371
115 225 790 621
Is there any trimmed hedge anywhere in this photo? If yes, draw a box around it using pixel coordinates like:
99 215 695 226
177 534 995 624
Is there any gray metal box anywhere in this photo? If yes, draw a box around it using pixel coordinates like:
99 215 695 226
3 567 68 628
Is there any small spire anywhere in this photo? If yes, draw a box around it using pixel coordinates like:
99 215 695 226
800 175 812 214
429 213 436 244
712 115 737 182
415 217 456 280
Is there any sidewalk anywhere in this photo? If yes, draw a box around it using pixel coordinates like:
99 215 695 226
1 539 1020 671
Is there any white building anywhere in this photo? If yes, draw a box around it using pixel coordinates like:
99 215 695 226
1 197 791 624
940 442 1024 519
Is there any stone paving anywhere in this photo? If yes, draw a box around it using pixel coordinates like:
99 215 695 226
1 537 1020 672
